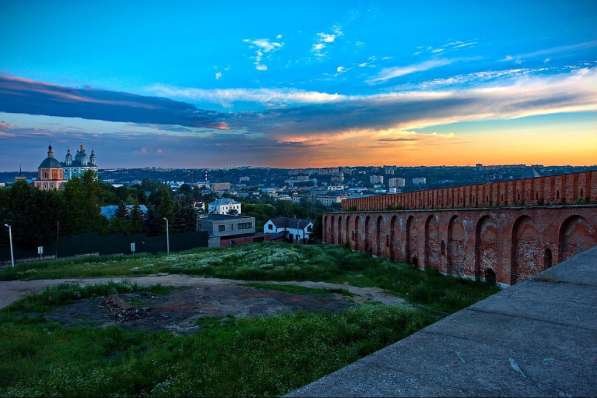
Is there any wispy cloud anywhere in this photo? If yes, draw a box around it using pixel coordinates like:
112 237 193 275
147 85 346 106
367 59 453 83
502 40 597 64
243 36 284 71
414 40 477 56
396 67 548 90
311 25 343 57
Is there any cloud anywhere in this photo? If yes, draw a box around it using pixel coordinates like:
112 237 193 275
0 74 227 128
3 68 597 153
0 120 12 129
414 40 477 56
239 67 597 140
368 59 453 83
243 36 284 71
148 85 346 106
336 66 347 74
215 71 223 80
311 25 343 57
502 40 597 64
397 67 547 90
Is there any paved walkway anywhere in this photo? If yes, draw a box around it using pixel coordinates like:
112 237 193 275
289 246 597 397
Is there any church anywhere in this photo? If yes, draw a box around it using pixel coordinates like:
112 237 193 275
34 144 98 191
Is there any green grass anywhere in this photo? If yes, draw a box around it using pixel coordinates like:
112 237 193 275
246 282 354 297
5 282 173 314
0 243 498 313
0 303 433 397
0 244 500 397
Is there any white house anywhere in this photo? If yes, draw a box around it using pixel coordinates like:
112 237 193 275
263 217 314 243
208 198 242 215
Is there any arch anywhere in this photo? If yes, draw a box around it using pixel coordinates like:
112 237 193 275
511 215 541 284
364 216 371 254
376 215 383 256
337 216 342 245
354 216 360 250
484 268 497 285
475 215 498 281
329 215 335 244
345 216 351 249
390 215 398 260
447 215 465 276
558 215 597 262
323 215 328 241
424 215 441 270
544 248 553 269
406 216 418 266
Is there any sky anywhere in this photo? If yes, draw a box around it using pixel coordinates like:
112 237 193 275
0 0 596 170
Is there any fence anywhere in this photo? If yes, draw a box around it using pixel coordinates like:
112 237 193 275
0 230 209 264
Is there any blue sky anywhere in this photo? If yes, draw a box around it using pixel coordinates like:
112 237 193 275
0 0 596 169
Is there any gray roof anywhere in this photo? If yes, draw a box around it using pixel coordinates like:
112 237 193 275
269 217 312 229
210 198 240 205
201 214 253 221
39 156 62 169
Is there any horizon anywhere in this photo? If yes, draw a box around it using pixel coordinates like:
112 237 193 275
1 1 597 170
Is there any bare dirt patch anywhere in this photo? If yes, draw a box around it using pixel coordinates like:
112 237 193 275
45 284 354 333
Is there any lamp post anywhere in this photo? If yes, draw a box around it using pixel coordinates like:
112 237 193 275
163 218 170 255
4 224 14 268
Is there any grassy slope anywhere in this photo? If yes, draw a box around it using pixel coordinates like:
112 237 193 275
0 244 499 397
1 283 433 397
0 243 498 313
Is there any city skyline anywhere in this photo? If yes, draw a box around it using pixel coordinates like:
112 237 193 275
1 0 597 170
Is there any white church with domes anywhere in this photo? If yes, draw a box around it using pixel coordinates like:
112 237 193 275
33 144 98 191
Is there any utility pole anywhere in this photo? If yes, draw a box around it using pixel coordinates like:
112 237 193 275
163 217 170 255
4 224 14 268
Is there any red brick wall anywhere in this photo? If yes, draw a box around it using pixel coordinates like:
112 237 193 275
342 171 597 211
323 206 597 285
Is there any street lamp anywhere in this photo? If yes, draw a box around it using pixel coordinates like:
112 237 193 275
4 224 14 268
163 218 170 255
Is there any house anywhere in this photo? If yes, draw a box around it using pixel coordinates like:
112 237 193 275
263 217 314 243
197 214 255 237
208 198 241 215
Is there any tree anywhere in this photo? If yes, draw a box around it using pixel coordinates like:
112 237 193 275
115 201 128 220
129 202 145 233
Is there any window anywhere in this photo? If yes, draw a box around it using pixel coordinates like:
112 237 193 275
238 222 252 230
218 225 225 232
268 224 273 230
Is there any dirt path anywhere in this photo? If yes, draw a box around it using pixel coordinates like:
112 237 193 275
0 275 408 309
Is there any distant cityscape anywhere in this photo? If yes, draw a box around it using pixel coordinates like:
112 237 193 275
1 150 595 209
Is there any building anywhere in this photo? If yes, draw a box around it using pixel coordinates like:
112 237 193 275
383 166 396 175
63 144 97 180
388 177 406 188
369 175 384 185
33 145 67 191
264 217 314 242
316 194 347 207
412 177 427 185
197 214 255 237
208 198 242 215
211 182 231 192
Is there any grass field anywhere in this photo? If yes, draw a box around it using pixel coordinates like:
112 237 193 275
0 243 499 397
0 243 498 313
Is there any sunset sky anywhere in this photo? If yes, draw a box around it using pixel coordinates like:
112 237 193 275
1 0 596 170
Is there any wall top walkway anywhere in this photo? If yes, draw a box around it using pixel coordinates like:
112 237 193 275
288 246 597 397
342 171 597 211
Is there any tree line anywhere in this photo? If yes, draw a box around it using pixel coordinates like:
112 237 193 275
0 171 198 250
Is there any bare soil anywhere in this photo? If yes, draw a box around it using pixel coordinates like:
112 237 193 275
45 284 353 333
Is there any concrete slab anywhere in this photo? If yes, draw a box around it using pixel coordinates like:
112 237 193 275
289 246 597 397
